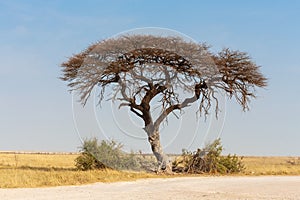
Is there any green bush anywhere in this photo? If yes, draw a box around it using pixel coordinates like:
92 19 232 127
172 139 245 174
75 138 107 170
75 138 156 171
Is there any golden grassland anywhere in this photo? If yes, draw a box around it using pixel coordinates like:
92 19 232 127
0 153 160 188
242 156 300 175
0 153 299 188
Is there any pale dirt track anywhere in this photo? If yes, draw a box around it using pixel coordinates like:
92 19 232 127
1 176 300 200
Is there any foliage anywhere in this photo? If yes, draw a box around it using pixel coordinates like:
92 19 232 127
172 139 245 174
75 138 156 171
75 138 106 170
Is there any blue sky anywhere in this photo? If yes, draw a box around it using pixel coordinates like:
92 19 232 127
0 0 299 155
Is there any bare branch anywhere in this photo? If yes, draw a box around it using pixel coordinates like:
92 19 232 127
130 107 143 119
61 34 267 131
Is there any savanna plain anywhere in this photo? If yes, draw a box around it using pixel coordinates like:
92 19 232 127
1 152 300 200
0 152 300 188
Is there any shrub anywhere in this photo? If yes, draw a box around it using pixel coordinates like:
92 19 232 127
172 139 245 174
75 138 107 170
75 138 156 171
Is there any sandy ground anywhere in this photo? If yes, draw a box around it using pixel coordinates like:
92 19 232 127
1 176 300 200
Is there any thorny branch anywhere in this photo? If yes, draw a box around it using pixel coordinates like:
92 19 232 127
61 35 267 130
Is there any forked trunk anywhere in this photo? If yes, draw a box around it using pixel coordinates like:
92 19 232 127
147 130 171 172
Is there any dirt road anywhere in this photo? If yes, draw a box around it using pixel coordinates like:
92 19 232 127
1 176 300 200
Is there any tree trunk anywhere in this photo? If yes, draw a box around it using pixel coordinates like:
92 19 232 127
147 130 171 172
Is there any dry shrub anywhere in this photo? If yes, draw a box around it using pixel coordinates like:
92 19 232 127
172 139 245 174
75 138 156 171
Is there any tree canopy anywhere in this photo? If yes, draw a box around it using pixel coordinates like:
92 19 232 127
62 35 266 117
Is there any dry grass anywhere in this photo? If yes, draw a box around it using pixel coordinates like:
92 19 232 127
0 153 159 188
242 156 300 175
1 153 300 188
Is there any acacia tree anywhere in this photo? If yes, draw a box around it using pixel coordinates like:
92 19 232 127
61 35 267 171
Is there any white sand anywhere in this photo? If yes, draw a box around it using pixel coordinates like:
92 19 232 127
1 176 300 200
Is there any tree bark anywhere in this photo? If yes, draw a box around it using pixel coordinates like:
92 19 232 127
146 128 171 172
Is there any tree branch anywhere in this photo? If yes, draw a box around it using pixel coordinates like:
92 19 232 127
130 107 143 119
154 82 206 129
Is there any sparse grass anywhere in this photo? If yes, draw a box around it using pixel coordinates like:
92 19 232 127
0 153 77 169
0 153 159 188
1 153 300 188
0 167 158 188
243 156 300 175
